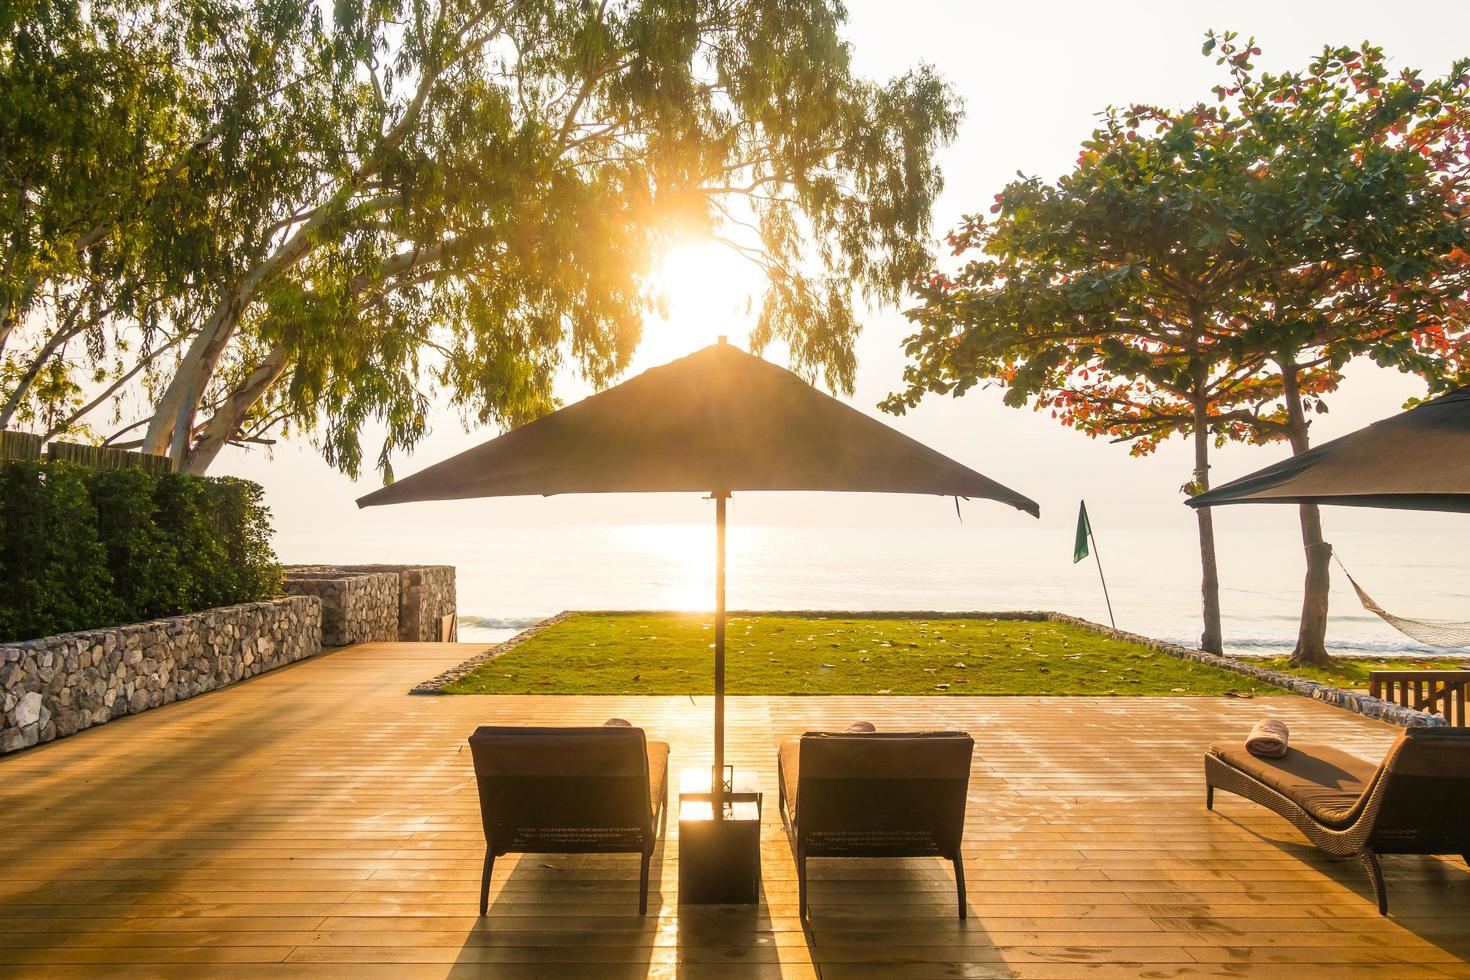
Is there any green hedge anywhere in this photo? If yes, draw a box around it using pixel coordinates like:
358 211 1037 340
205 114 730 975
0 461 282 642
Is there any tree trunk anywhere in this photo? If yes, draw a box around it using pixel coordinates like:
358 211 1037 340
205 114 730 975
1191 375 1224 654
141 306 238 461
1280 362 1335 667
179 345 290 475
140 194 401 464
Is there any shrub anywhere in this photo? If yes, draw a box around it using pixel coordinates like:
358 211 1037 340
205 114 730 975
92 468 183 621
0 460 280 641
0 462 119 640
207 477 283 604
153 471 229 614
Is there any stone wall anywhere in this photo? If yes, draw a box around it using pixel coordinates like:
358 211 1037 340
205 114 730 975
0 596 321 754
284 564 456 642
282 571 399 647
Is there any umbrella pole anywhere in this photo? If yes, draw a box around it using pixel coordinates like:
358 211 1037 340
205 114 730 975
712 491 728 821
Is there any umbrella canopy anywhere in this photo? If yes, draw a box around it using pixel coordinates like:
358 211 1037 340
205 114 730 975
1188 386 1470 513
358 338 1037 825
357 340 1038 512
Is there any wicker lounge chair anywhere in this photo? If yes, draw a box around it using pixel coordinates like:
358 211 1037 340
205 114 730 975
778 730 974 918
468 724 670 916
1205 726 1470 914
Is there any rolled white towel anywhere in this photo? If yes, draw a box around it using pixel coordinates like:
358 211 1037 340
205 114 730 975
1246 719 1289 758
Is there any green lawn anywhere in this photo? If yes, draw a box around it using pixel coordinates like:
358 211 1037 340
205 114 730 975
441 612 1263 696
1254 655 1470 691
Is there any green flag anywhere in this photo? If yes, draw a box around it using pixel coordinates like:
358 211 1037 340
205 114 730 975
1073 501 1091 564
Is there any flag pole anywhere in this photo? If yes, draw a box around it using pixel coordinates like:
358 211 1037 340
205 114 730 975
1087 510 1116 629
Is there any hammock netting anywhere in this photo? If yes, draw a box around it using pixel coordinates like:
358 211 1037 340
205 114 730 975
1336 558 1470 650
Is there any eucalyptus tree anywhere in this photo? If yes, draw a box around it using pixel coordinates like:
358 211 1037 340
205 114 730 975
1 0 338 439
2 0 962 478
887 34 1470 662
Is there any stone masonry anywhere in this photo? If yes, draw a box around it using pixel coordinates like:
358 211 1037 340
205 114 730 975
0 596 321 754
282 571 399 647
284 565 456 642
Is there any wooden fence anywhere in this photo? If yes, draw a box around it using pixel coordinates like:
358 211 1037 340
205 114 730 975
46 441 173 474
0 430 43 463
1369 670 1470 727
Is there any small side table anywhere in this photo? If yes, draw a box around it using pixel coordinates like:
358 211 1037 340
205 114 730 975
678 767 763 904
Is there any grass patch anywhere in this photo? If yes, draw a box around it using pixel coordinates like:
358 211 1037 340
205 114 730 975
1260 655 1470 691
441 612 1264 696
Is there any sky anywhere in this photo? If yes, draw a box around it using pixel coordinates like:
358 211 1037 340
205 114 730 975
218 0 1470 568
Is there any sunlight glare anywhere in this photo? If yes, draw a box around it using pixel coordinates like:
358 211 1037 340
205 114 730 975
614 523 713 611
638 240 760 366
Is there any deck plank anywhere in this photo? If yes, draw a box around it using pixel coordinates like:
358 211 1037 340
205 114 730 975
2 640 1468 977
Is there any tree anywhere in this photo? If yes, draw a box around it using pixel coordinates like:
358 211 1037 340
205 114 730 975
0 0 338 441
1 0 962 478
886 33 1470 661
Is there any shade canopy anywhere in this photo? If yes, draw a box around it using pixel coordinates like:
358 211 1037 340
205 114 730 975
1188 386 1470 513
357 340 1038 514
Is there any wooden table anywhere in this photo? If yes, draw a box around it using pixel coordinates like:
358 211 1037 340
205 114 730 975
678 766 763 904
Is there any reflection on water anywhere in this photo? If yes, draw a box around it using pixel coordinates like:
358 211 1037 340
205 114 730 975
278 521 1470 657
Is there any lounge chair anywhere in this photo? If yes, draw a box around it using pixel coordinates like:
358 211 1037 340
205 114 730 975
778 730 974 918
1205 726 1470 914
467 723 670 916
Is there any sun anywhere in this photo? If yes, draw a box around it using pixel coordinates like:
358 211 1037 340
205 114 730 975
636 239 761 366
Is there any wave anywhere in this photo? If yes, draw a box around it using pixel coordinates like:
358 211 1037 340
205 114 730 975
457 615 547 631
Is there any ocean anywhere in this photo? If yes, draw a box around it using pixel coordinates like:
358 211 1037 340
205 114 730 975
272 519 1470 658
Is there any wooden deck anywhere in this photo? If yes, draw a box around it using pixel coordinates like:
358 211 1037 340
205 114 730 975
3 641 1470 978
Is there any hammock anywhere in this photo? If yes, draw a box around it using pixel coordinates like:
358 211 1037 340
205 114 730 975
1334 554 1470 650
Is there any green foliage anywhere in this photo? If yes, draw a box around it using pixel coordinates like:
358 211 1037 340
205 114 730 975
0 462 117 641
441 613 1259 696
0 461 280 641
1 0 962 477
205 477 284 604
886 33 1470 450
92 467 182 620
151 473 229 615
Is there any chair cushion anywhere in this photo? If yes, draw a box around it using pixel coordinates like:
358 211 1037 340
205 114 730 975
646 740 670 818
779 731 971 824
1210 741 1379 827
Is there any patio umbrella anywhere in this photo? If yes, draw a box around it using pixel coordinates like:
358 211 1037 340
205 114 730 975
1187 386 1470 513
358 338 1039 815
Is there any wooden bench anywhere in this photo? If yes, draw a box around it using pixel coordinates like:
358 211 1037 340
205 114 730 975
1369 670 1470 726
